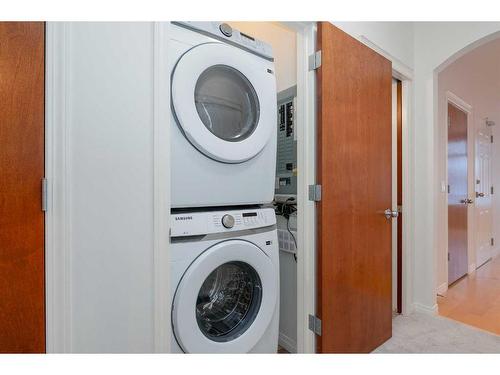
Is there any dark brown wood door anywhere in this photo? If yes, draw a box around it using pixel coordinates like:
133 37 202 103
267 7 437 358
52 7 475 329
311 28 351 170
447 103 468 285
0 22 45 353
316 22 393 353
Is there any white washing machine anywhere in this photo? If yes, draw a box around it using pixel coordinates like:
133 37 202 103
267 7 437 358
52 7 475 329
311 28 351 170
169 22 277 208
170 207 279 353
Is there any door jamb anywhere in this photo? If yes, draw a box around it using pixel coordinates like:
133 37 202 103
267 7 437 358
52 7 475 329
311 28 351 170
281 21 317 354
442 92 474 293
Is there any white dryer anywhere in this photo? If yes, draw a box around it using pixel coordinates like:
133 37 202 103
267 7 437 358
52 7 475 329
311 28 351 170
169 22 277 208
170 207 279 353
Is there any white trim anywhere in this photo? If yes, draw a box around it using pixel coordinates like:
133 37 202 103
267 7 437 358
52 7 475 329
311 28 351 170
444 92 475 286
358 36 414 81
288 21 317 354
413 302 439 315
468 263 477 275
436 282 448 295
45 22 72 353
278 332 297 353
153 22 171 353
399 78 415 316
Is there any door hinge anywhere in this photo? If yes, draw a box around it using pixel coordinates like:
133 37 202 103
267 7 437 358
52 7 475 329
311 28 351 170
448 252 450 261
308 50 322 71
492 238 495 247
491 135 494 143
308 314 322 336
308 184 322 202
41 178 48 212
491 186 494 195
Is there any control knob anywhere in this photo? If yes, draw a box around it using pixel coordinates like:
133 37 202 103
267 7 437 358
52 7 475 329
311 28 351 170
221 214 235 229
219 23 233 37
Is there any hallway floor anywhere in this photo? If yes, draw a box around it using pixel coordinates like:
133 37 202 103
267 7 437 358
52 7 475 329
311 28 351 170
374 312 500 353
437 255 500 335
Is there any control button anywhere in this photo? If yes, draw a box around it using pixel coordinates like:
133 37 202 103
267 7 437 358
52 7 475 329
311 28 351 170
221 214 235 229
219 23 233 37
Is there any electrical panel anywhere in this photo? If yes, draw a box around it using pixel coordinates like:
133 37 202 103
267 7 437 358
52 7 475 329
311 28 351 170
275 86 297 199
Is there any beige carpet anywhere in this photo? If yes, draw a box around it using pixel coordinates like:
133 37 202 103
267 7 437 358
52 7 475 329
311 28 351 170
374 312 500 353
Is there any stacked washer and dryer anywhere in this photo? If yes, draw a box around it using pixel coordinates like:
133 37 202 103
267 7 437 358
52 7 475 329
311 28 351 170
169 22 280 353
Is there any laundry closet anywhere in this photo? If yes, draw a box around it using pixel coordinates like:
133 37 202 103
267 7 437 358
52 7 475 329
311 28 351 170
168 21 299 354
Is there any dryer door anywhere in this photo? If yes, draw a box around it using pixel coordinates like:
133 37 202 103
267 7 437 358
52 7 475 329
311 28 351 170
172 43 276 163
172 240 278 353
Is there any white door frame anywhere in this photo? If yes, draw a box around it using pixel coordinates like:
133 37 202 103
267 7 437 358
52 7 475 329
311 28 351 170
438 92 475 294
281 21 317 354
45 22 171 353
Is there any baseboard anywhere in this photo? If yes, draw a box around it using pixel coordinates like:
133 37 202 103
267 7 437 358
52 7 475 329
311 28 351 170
413 302 438 315
279 331 297 353
492 247 500 259
436 282 448 296
468 263 476 275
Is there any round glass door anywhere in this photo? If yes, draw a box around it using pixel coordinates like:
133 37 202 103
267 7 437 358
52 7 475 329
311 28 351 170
171 43 276 163
195 65 260 143
171 239 278 353
196 261 262 342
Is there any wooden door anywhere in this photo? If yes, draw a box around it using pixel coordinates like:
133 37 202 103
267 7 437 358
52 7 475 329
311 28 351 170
475 124 493 268
0 22 45 353
447 103 469 285
316 23 393 353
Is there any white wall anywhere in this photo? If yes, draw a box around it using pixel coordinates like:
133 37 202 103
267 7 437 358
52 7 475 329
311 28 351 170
413 22 500 311
229 22 297 93
58 22 156 352
436 38 500 290
333 22 414 70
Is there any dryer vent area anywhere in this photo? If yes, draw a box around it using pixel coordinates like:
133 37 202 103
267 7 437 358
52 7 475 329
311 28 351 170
231 22 299 354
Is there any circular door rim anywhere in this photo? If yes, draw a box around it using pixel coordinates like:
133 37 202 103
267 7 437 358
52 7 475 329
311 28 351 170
172 239 278 353
172 43 276 164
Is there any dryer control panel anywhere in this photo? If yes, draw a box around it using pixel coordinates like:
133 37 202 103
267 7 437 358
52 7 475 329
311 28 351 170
172 21 274 61
171 208 276 237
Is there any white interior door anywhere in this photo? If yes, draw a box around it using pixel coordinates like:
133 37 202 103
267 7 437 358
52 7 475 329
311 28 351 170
476 125 493 268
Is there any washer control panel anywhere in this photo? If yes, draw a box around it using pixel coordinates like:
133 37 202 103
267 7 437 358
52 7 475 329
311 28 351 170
171 208 276 237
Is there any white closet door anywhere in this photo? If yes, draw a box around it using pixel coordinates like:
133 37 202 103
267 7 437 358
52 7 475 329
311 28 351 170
475 125 493 268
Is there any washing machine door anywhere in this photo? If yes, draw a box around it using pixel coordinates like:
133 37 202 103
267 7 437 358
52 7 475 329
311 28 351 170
172 43 276 163
172 239 278 353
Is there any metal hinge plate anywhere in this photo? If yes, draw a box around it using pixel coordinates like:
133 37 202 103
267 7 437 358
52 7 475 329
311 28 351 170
492 238 495 247
309 50 322 71
41 178 48 212
491 135 494 143
491 186 494 195
308 184 322 202
308 314 322 336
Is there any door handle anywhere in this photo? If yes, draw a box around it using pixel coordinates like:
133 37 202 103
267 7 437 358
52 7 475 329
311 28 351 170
384 209 399 219
460 198 474 204
476 192 485 198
